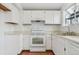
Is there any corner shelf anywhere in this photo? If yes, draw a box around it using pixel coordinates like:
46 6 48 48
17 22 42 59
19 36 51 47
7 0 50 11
5 22 18 25
0 4 11 11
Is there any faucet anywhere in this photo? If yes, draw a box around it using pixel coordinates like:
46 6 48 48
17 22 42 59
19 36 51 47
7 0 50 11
67 25 70 35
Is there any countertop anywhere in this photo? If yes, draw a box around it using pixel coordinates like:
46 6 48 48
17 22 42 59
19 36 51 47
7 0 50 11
53 35 79 43
61 36 79 42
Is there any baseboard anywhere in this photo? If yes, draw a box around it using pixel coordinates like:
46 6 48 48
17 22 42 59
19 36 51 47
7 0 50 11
18 50 30 55
46 50 55 55
17 49 22 55
18 50 55 55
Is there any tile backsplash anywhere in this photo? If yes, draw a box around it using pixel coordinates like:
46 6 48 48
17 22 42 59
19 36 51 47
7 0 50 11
4 23 61 35
61 24 79 34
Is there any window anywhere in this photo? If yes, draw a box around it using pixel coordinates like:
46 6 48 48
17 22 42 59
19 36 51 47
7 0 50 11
65 3 79 25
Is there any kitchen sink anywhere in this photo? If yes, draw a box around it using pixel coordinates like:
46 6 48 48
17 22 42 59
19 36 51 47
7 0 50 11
59 32 78 36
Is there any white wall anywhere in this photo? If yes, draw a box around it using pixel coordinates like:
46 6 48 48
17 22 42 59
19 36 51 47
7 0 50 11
0 10 5 54
0 4 22 55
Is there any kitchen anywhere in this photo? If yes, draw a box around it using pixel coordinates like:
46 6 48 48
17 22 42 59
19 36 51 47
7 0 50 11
0 3 79 55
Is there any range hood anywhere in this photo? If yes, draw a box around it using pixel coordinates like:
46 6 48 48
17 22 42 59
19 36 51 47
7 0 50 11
31 20 45 22
22 20 45 25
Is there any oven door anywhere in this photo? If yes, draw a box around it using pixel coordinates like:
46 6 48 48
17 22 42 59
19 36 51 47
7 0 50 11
31 35 45 46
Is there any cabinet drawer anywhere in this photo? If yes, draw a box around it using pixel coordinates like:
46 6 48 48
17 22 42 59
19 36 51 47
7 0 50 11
70 41 79 49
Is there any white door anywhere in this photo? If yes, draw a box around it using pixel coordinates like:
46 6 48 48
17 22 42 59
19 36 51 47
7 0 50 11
45 11 54 24
53 11 61 24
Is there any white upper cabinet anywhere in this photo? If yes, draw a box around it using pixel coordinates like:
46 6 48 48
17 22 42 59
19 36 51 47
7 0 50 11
23 11 31 24
53 11 61 24
31 10 45 20
22 10 61 24
45 11 61 24
45 11 54 24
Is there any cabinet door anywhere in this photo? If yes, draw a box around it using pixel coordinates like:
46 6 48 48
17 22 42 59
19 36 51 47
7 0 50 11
4 35 20 55
40 11 45 20
46 34 52 50
52 36 65 55
4 12 12 22
66 40 79 55
23 35 30 50
31 11 45 20
23 11 31 24
53 11 61 24
45 11 54 24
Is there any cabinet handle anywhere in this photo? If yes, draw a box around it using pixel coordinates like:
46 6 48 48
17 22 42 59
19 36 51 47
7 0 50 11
64 48 66 51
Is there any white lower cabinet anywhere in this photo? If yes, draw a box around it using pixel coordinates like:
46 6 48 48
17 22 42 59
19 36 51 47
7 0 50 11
52 36 79 55
65 40 79 55
52 36 64 55
46 34 52 50
4 35 21 55
23 35 31 50
46 38 51 50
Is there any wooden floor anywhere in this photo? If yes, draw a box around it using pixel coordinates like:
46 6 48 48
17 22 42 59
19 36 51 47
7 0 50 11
19 50 55 55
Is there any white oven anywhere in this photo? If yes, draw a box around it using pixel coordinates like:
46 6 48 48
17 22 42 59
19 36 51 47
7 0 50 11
30 20 46 51
31 35 45 46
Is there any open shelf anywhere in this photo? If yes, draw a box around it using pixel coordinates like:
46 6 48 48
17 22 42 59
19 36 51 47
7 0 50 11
0 4 11 11
5 22 18 25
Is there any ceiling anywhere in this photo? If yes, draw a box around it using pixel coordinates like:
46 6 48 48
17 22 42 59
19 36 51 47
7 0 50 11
20 3 65 10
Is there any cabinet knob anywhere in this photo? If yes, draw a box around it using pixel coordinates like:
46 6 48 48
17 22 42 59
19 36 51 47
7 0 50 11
64 48 66 51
